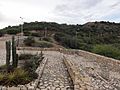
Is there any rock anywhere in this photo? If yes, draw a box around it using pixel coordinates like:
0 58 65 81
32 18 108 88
7 87 21 90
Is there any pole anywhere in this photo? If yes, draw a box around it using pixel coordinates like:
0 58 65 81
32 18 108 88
75 28 79 49
44 27 47 38
20 17 23 36
19 17 25 53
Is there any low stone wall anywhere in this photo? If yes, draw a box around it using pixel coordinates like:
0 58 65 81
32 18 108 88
76 50 120 73
63 56 90 90
26 58 48 90
0 58 48 90
17 47 61 51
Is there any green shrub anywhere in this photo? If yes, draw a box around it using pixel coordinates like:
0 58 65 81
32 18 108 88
5 72 17 86
92 45 120 60
23 60 36 72
28 72 38 80
0 73 4 81
23 31 31 36
22 53 43 72
14 68 28 78
22 59 38 81
19 53 34 60
0 65 6 69
0 68 30 86
42 37 52 42
24 36 35 46
31 32 42 37
13 68 30 84
7 29 21 35
79 43 92 51
54 32 82 49
33 41 53 48
0 31 4 37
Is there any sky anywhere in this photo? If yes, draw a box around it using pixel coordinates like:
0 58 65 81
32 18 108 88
0 0 120 29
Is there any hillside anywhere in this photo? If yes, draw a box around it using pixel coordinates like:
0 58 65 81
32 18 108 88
0 21 120 59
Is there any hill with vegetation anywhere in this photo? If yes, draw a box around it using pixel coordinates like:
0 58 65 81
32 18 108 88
0 21 120 59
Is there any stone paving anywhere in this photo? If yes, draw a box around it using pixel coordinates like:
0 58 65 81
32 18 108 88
37 51 73 90
1 36 120 90
65 54 120 90
17 50 120 90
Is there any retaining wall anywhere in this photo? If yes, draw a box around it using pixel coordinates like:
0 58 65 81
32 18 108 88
63 56 91 90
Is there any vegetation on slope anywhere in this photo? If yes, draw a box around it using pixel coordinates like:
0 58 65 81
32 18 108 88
92 45 120 60
0 21 120 59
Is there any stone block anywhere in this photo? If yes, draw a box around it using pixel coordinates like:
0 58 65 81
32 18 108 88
7 87 20 90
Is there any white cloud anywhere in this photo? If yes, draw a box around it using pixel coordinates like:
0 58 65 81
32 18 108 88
0 0 120 28
54 0 120 23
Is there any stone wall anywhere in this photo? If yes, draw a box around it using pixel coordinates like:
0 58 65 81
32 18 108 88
63 56 91 90
17 47 61 51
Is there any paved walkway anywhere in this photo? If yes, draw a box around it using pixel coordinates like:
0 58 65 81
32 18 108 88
17 50 120 90
37 51 73 90
65 54 120 90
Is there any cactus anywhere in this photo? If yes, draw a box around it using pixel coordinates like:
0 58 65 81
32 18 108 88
6 36 18 69
12 36 18 68
15 54 19 68
6 41 11 71
40 51 44 60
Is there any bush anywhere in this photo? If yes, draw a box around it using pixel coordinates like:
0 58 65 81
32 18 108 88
14 68 28 78
79 43 92 51
54 32 82 49
23 60 36 72
7 29 21 35
23 31 31 36
42 37 52 42
24 36 35 46
0 68 30 86
23 55 42 72
33 41 53 48
22 53 43 77
19 54 34 60
92 45 120 60
0 31 4 37
31 32 42 37
0 73 4 81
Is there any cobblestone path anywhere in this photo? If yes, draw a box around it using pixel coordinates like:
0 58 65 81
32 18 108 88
65 54 120 90
17 50 120 90
37 51 74 90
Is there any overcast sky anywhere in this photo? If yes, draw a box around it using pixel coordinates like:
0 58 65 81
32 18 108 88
0 0 120 29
